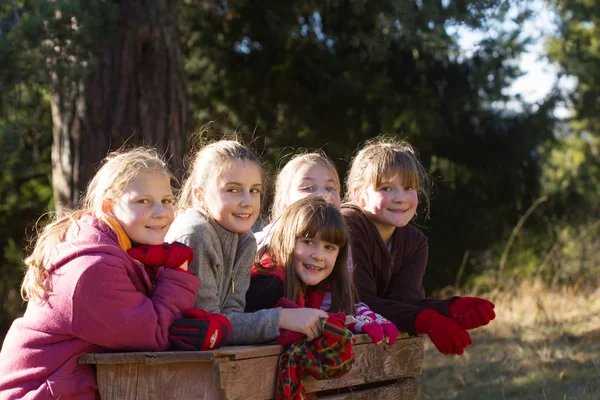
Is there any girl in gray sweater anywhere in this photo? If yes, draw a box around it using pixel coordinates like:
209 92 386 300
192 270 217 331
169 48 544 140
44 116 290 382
166 140 327 344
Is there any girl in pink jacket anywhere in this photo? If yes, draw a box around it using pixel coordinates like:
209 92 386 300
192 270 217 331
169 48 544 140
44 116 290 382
0 148 201 400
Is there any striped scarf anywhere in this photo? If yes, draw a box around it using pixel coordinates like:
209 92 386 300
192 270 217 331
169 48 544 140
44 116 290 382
276 313 354 400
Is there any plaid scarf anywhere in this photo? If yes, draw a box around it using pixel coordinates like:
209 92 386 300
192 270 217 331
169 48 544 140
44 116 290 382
276 313 354 400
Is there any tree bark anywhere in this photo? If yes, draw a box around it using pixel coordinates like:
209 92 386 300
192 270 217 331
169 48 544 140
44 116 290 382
50 0 189 211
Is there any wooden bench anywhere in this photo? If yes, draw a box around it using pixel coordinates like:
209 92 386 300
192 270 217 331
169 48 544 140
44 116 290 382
79 334 423 399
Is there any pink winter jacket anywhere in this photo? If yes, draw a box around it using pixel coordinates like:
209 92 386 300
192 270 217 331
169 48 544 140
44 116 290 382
0 214 201 400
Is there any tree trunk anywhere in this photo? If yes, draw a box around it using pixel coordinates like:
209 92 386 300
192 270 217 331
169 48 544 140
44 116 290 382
50 0 188 211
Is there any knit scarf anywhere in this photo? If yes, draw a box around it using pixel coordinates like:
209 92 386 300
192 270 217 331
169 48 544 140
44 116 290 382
276 313 354 400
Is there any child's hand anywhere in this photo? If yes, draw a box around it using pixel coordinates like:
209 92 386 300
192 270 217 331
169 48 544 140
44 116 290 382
348 302 398 345
374 313 399 345
448 297 496 330
279 308 328 341
127 242 194 269
168 308 231 351
415 309 472 355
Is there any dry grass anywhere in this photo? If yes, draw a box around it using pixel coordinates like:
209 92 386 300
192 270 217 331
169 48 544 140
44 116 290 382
419 281 600 400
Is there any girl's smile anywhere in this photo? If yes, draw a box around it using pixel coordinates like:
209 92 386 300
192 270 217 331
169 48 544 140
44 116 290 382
293 236 339 287
198 160 262 234
360 175 418 244
109 171 175 245
286 163 341 210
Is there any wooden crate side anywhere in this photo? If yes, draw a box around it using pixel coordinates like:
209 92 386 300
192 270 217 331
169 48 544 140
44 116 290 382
95 364 140 400
214 336 423 400
303 336 423 393
213 354 281 400
96 362 222 400
316 378 421 400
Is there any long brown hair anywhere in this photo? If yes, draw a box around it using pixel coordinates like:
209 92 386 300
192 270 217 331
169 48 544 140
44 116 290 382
255 197 356 314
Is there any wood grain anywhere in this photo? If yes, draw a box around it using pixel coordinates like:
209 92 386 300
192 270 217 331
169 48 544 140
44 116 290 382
84 334 424 400
214 336 423 399
316 378 421 399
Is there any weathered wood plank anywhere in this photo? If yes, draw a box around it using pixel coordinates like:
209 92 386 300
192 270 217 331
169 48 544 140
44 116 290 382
214 336 424 399
80 344 284 365
316 378 421 399
214 355 280 400
304 336 423 392
79 334 414 365
96 362 222 400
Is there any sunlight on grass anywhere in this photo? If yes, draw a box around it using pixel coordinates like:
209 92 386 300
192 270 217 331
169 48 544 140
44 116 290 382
419 280 600 400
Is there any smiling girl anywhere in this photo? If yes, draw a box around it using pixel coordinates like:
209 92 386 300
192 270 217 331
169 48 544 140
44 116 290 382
0 148 200 399
255 151 341 249
343 138 496 355
247 197 399 346
166 140 327 344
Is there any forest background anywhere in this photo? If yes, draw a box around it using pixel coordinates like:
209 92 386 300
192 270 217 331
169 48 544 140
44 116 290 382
0 1 598 392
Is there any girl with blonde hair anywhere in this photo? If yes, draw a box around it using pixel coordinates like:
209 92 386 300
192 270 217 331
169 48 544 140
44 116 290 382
166 140 327 344
0 148 201 399
255 150 341 248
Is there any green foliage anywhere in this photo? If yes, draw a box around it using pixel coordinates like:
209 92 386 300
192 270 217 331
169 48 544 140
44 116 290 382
548 0 600 134
0 80 52 339
180 0 556 287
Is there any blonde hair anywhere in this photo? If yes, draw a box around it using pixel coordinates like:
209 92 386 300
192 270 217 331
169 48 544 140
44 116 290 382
256 197 356 314
345 137 431 218
177 139 264 213
21 147 172 303
271 151 340 220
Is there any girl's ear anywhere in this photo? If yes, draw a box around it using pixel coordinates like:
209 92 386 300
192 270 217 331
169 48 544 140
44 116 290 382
193 187 204 205
101 199 113 215
353 187 366 208
277 199 288 216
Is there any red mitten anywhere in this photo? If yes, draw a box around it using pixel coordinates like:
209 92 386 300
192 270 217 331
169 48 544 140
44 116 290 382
275 297 301 309
163 242 194 269
277 330 305 346
306 290 327 309
274 297 306 346
127 242 193 269
168 308 231 351
127 244 169 267
448 297 496 330
415 309 472 355
348 302 385 344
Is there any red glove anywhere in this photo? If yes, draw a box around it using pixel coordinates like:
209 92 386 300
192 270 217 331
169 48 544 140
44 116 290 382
168 308 231 351
306 290 327 309
127 241 194 269
275 297 306 346
348 303 399 345
448 297 496 330
415 309 472 355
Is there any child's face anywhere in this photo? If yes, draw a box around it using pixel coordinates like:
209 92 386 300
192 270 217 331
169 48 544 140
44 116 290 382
207 160 262 233
360 175 418 236
111 171 175 245
292 236 339 287
287 163 341 210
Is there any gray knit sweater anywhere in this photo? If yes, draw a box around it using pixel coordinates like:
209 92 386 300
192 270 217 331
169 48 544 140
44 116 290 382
165 208 280 345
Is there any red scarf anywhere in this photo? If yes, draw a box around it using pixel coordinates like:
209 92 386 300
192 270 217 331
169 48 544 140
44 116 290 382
252 252 327 309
